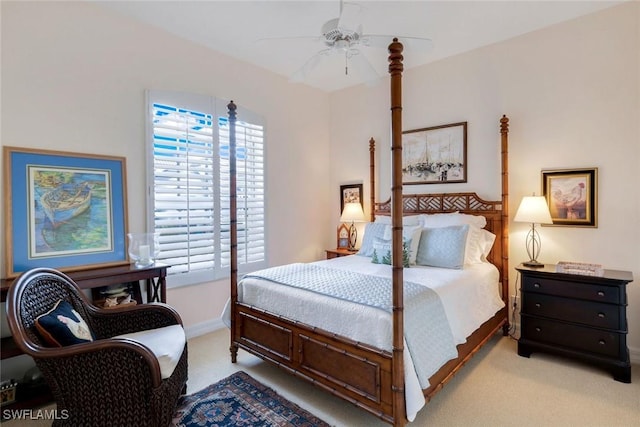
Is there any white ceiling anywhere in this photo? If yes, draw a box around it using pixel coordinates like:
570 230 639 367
95 1 623 92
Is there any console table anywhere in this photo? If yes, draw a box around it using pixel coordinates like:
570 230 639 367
1 262 168 305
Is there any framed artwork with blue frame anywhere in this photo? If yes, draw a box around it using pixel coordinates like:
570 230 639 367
4 147 129 277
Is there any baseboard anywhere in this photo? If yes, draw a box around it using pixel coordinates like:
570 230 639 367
184 318 225 340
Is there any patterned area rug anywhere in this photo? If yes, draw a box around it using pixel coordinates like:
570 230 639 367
171 371 331 427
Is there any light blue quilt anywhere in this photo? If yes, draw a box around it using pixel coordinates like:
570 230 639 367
243 263 458 387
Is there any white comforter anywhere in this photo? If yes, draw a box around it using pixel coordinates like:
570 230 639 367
223 255 504 420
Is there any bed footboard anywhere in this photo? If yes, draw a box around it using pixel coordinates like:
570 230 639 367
232 302 396 423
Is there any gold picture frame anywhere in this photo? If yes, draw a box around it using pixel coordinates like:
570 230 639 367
542 168 597 227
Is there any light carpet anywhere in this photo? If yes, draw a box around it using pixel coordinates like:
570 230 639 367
3 328 639 426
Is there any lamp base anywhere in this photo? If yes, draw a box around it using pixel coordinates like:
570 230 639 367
348 223 357 251
522 260 545 268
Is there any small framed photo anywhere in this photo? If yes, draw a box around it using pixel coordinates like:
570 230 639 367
340 183 363 213
337 224 349 249
542 168 597 227
402 122 467 184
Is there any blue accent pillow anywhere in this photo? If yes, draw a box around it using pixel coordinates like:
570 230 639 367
357 223 388 257
416 225 469 269
35 300 96 347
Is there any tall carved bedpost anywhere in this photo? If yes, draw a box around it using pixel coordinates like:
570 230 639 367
369 137 376 222
228 101 239 362
388 38 407 427
500 115 510 334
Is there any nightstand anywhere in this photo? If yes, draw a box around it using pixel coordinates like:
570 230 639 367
326 248 358 259
516 264 633 383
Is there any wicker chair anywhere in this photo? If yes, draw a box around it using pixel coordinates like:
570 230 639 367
6 267 188 427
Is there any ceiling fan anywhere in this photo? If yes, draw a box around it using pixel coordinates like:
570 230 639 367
258 1 433 84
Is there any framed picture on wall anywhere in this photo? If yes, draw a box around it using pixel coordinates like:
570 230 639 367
542 168 598 227
3 147 129 277
402 122 467 184
340 183 363 213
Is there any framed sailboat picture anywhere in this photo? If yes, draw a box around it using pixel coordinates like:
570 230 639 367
401 122 467 184
4 147 129 277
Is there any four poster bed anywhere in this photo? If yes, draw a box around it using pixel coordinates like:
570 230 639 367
225 39 510 426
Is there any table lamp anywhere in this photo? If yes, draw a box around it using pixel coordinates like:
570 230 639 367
340 202 366 250
514 195 553 267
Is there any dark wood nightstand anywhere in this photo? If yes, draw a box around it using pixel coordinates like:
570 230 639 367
516 263 633 383
325 248 358 259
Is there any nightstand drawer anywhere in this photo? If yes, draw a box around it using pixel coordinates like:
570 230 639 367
521 316 621 358
521 275 620 304
522 293 623 330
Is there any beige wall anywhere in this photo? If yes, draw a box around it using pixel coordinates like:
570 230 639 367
329 2 640 359
2 1 638 363
0 1 331 331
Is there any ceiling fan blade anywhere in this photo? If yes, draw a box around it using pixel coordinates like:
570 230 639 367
290 49 333 83
255 35 321 45
348 53 380 86
360 34 434 51
337 2 362 32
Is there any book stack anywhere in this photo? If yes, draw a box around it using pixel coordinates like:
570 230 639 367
556 261 604 277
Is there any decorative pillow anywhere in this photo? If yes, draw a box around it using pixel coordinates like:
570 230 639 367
35 300 96 347
415 225 469 269
371 237 411 268
382 225 422 265
357 222 388 257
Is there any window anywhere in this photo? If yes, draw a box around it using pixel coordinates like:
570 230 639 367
146 91 266 286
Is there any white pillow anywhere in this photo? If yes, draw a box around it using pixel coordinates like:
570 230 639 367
416 225 469 269
374 215 422 226
479 229 497 260
420 212 487 229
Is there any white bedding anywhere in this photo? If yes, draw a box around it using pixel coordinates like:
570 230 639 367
223 254 504 420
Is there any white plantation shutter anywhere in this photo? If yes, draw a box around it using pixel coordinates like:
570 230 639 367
146 91 266 286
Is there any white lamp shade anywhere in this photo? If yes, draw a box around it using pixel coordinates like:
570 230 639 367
340 202 366 223
514 196 553 224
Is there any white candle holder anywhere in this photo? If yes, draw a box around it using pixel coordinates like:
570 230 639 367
127 233 159 268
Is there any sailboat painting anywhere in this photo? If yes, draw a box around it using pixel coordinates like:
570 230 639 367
28 166 113 257
402 122 467 184
4 147 128 277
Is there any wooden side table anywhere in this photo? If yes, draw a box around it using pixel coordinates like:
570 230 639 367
325 248 358 259
516 263 633 383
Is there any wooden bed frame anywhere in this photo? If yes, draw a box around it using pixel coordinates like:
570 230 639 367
228 39 510 426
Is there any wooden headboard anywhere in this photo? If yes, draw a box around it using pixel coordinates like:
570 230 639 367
368 116 510 305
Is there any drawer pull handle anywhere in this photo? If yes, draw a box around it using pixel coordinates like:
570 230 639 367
597 291 605 297
535 327 541 332
535 303 541 308
533 283 541 288
599 340 606 345
597 312 605 318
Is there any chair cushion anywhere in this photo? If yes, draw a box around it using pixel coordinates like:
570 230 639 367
35 300 96 347
114 324 186 379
